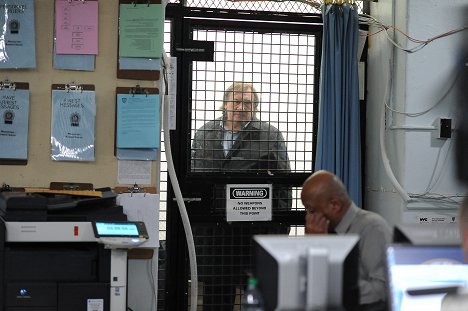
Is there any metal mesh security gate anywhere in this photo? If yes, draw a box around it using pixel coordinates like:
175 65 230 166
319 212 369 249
164 8 320 311
161 2 367 311
167 0 365 13
190 29 317 174
170 16 320 311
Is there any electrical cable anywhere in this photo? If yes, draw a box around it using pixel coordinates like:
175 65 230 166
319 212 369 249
160 51 199 311
358 13 468 54
408 192 465 204
357 2 465 207
379 56 411 203
228 0 321 10
408 139 465 206
370 5 463 206
422 139 453 196
384 69 462 117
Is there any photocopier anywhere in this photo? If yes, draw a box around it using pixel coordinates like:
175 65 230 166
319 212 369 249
0 190 149 311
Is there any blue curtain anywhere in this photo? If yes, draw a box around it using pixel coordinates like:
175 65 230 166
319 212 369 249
315 3 362 207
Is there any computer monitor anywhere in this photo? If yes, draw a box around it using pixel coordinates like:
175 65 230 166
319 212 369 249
253 234 360 311
393 223 461 245
386 244 468 311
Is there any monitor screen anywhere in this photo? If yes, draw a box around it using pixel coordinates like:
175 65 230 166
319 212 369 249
93 221 144 237
393 223 461 245
386 244 468 311
253 234 360 311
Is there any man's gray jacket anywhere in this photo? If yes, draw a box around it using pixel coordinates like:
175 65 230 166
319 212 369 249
192 117 289 172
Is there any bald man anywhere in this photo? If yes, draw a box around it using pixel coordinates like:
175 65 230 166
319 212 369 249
301 170 392 309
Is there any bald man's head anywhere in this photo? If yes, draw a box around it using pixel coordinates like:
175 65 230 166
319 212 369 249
301 170 349 205
301 170 351 229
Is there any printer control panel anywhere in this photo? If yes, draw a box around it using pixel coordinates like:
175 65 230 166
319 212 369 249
92 221 149 249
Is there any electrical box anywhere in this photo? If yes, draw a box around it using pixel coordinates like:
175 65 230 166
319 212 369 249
438 118 452 139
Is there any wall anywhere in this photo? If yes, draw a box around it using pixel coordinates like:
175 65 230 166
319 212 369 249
0 1 157 189
0 2 161 311
366 0 468 226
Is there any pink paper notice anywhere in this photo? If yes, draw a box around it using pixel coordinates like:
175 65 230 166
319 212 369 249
55 0 98 55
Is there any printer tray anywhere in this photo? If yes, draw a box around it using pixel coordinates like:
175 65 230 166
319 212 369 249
0 191 126 222
5 282 110 311
58 282 110 311
6 282 56 310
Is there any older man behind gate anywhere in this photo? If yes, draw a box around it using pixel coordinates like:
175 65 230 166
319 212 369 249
191 82 292 310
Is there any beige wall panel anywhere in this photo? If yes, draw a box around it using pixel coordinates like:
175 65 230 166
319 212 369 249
0 1 158 188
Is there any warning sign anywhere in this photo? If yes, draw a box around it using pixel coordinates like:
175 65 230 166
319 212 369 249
226 184 272 222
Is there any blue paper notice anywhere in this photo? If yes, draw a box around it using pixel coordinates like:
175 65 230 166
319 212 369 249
0 0 36 69
116 93 160 149
53 42 95 71
0 88 29 160
51 89 96 161
116 148 158 160
119 57 161 70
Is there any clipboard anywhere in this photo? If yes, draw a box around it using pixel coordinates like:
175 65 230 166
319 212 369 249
117 0 162 80
51 83 97 162
50 181 94 191
114 184 158 259
114 85 160 157
114 183 157 196
116 85 159 96
0 81 29 90
0 81 30 165
51 83 95 92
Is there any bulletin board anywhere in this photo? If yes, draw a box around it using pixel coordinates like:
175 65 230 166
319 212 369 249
0 1 159 189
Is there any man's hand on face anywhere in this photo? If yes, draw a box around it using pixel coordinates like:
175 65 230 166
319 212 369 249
305 211 330 234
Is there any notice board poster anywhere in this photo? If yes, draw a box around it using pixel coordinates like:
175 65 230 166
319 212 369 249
226 184 272 222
